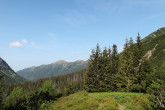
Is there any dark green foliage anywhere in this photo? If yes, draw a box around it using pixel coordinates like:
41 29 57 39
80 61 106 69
85 43 102 92
1 69 85 102
135 59 154 92
0 69 85 110
65 82 78 95
85 33 154 93
111 44 119 75
147 79 165 109
3 80 62 110
85 43 119 92
117 38 136 92
3 87 26 110
39 101 53 110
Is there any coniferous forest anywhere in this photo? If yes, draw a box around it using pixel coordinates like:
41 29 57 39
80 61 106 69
0 32 165 110
85 34 154 93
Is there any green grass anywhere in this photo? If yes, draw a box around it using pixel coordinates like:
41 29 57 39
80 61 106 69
53 91 152 110
89 92 143 101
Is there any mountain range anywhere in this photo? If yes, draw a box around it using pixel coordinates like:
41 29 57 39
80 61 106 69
17 60 88 81
0 57 26 84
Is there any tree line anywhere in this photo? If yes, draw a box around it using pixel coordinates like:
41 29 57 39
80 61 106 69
85 33 154 92
0 70 85 110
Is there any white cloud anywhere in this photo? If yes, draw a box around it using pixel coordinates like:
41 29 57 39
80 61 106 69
9 42 23 48
22 39 28 43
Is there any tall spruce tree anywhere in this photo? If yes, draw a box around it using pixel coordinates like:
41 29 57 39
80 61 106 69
109 44 119 91
117 38 135 92
85 43 102 92
99 47 109 91
134 33 142 67
106 47 113 91
111 44 119 74
132 33 148 92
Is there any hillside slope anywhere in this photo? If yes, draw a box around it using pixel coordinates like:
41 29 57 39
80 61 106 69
0 57 26 84
142 27 165 71
17 60 88 81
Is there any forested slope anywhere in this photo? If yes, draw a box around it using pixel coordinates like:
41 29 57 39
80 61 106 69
0 58 26 84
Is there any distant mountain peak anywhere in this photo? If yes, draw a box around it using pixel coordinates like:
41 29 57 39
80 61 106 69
76 60 84 62
52 60 69 64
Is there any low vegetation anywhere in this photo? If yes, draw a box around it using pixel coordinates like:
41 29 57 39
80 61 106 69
53 91 152 110
1 80 62 110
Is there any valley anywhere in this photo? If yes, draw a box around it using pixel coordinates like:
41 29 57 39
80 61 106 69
1 28 165 110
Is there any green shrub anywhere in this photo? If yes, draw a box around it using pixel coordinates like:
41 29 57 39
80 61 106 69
131 94 152 110
40 101 53 110
4 87 26 110
147 79 165 109
120 97 131 103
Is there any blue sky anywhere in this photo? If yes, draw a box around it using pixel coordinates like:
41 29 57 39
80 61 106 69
0 0 165 71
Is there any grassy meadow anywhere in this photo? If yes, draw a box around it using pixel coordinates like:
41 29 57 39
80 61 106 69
53 91 152 110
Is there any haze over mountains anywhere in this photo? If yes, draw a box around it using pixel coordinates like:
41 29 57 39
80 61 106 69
17 60 88 81
0 57 26 84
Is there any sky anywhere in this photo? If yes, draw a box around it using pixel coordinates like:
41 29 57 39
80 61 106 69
0 0 165 71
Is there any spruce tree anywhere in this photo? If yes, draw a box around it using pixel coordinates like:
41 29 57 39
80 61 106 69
134 33 142 67
85 43 102 92
138 59 154 92
117 38 135 92
108 47 111 57
137 33 141 49
111 44 119 74
106 47 113 91
109 44 119 91
99 47 109 91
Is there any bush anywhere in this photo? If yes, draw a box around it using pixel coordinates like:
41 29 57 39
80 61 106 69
131 94 152 110
147 79 165 109
40 101 53 110
4 87 26 110
3 80 62 110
